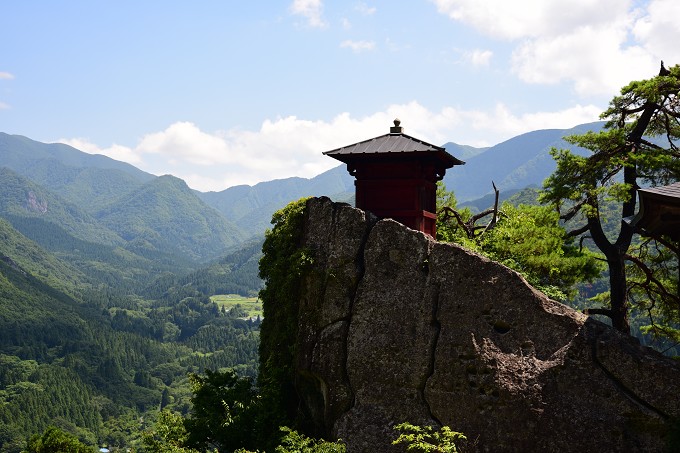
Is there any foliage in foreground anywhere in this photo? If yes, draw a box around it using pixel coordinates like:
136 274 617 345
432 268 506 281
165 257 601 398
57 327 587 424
540 62 680 333
184 369 259 452
392 422 467 453
437 183 601 301
271 427 345 453
25 426 94 453
626 236 680 346
144 407 347 453
142 410 199 453
257 197 313 446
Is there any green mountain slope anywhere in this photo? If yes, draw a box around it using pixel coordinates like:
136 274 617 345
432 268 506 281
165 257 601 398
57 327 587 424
443 122 605 201
0 168 201 298
96 175 245 263
442 141 489 161
0 221 136 429
0 215 261 450
0 218 91 299
0 133 266 450
0 132 154 209
143 239 264 300
0 167 123 246
198 165 354 237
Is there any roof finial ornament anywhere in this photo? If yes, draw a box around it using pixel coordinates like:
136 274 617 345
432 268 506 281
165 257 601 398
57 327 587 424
390 118 403 134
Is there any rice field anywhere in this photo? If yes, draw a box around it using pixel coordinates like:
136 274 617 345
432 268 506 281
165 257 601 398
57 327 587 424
211 294 263 319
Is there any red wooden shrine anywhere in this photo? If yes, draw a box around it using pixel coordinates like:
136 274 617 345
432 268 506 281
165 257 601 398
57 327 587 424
324 119 464 237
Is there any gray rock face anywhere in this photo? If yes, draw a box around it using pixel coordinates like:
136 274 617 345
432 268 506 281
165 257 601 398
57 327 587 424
296 197 680 452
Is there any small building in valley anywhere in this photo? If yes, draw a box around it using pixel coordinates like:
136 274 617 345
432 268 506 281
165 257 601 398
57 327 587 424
324 120 464 237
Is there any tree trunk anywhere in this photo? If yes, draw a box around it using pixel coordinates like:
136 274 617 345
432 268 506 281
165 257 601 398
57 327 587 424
607 248 630 332
606 163 637 334
587 199 632 334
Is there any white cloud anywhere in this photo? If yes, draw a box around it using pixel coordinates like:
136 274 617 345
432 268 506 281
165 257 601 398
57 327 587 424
58 102 602 192
290 0 327 28
475 103 603 144
0 102 10 110
371 101 602 148
58 137 143 165
633 0 680 65
136 122 230 165
430 0 674 97
463 49 493 67
430 0 628 40
340 39 376 52
511 22 657 96
355 2 377 15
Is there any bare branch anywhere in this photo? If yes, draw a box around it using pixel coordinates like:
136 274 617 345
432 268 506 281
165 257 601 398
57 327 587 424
470 209 496 223
653 236 680 255
621 105 648 115
439 206 474 239
625 253 680 305
482 182 501 235
566 224 590 238
560 199 588 222
438 183 504 240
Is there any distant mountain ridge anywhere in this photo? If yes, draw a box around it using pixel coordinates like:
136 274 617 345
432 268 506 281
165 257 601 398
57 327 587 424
0 133 152 179
0 132 154 208
0 134 246 264
443 122 604 201
97 174 244 262
441 141 489 161
197 165 355 234
0 123 604 253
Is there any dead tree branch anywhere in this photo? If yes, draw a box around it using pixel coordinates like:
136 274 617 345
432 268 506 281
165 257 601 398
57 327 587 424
438 182 504 240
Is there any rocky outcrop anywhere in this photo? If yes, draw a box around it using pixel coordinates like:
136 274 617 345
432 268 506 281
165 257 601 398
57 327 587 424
295 197 680 452
25 190 48 213
1 255 26 275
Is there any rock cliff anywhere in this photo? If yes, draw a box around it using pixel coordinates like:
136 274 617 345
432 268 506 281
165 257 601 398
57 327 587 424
292 197 680 452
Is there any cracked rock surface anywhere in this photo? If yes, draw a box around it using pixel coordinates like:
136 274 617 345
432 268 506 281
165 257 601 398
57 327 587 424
296 197 680 452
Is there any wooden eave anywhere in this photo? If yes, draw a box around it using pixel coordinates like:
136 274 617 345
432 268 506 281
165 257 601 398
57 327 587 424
629 182 680 240
323 132 464 168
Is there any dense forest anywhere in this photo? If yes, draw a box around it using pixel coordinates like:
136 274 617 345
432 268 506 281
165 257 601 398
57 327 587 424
0 211 262 451
0 133 317 451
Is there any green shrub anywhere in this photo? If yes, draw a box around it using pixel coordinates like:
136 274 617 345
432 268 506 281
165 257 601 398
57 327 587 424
392 422 466 453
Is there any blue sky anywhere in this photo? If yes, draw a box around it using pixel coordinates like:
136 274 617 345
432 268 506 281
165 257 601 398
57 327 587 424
1 0 679 191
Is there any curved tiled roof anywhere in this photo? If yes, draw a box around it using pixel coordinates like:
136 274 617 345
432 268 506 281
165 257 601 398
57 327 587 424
638 182 680 200
323 127 464 167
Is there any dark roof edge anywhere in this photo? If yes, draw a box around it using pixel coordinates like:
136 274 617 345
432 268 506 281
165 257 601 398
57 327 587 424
637 182 680 201
323 132 446 155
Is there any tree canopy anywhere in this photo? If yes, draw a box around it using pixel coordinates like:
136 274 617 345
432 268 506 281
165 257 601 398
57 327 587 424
540 62 680 333
437 183 600 301
183 369 259 452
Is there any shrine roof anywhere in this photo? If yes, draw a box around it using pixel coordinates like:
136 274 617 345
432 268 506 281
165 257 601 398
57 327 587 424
323 120 464 167
628 182 680 241
638 182 680 201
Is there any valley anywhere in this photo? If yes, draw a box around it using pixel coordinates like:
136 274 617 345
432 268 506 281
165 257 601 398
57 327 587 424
0 123 605 451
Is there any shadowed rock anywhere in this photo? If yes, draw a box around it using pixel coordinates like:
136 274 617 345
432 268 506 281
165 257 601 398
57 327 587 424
293 197 680 452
